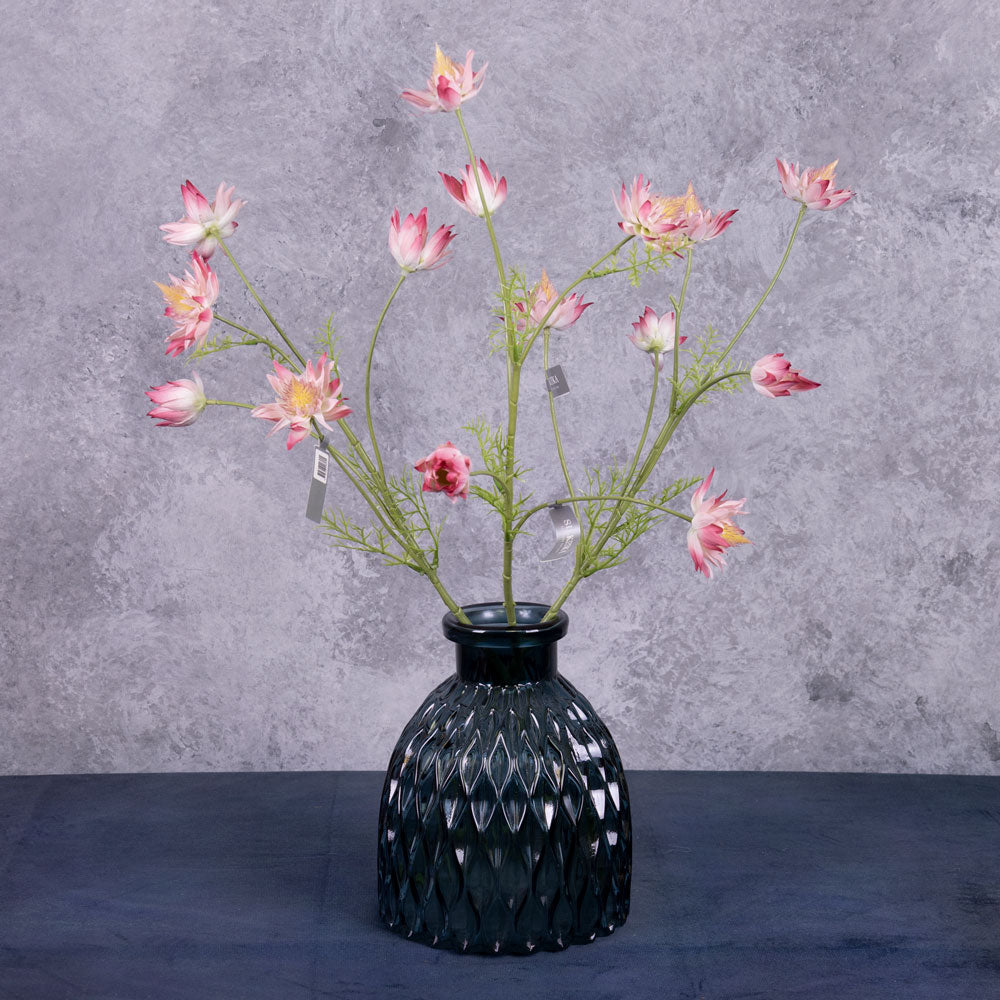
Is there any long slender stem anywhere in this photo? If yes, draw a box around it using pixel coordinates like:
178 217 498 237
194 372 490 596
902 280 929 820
218 241 307 368
205 400 255 409
622 358 660 495
544 329 581 528
669 250 694 415
454 108 511 352
500 362 522 624
213 314 259 339
717 203 807 366
365 274 406 481
213 314 297 368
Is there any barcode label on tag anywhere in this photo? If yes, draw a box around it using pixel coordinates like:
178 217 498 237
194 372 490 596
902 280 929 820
545 364 569 397
540 503 581 562
313 449 329 484
306 447 330 523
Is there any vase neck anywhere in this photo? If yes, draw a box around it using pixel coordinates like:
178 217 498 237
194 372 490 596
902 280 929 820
455 642 558 684
442 602 569 686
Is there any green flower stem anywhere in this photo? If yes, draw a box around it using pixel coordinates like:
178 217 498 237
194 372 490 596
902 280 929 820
365 273 406 481
669 249 694 416
213 314 297 368
622 356 660 496
218 240 307 369
717 203 807 367
500 360 522 624
543 329 582 549
514 494 690 534
205 400 255 408
520 237 634 361
454 108 513 359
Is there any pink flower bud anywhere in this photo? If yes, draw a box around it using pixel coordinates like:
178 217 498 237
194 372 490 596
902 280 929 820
440 159 507 218
389 208 456 272
414 442 472 502
146 372 207 427
751 353 821 398
628 307 687 369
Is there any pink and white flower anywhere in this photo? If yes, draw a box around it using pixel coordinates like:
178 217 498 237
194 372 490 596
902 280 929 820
514 270 592 331
389 208 456 272
440 159 507 217
687 469 750 579
628 307 687 369
160 180 245 259
613 175 686 244
401 45 487 113
414 442 471 502
145 372 207 427
750 353 821 398
776 159 854 211
156 251 219 357
666 184 738 245
251 355 351 451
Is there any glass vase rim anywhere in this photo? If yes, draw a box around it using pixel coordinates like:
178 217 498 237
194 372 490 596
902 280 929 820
442 601 569 647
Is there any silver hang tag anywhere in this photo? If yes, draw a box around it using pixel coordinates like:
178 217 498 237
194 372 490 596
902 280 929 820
305 446 330 523
539 503 580 562
545 364 569 397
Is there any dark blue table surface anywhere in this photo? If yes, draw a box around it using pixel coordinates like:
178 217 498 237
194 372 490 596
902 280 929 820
0 770 998 999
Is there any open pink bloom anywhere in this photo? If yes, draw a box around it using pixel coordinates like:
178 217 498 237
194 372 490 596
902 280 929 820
628 308 687 370
666 184 738 244
751 353 821 398
514 270 592 331
156 251 219 357
440 159 507 217
401 45 487 113
776 159 854 211
613 175 687 244
687 469 750 579
146 372 207 427
389 208 456 272
251 355 351 451
160 180 245 259
414 442 471 502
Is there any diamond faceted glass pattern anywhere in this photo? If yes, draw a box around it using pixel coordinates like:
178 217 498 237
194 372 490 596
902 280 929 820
377 673 631 954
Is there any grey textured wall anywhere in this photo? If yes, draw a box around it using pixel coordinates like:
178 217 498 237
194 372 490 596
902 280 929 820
2 1 998 775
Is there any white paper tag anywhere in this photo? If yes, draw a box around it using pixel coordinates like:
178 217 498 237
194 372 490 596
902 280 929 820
540 503 580 562
545 364 570 397
305 447 330 523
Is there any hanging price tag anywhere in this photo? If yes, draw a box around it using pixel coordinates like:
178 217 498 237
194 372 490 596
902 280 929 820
305 445 330 523
539 503 580 562
544 364 570 397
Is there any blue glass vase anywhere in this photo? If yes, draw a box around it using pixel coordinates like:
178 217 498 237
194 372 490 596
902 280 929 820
377 602 631 954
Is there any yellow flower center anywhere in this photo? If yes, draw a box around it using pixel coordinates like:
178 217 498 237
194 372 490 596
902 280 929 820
721 523 750 545
157 283 195 313
816 160 839 182
654 182 702 220
433 44 460 80
283 378 321 414
538 268 556 300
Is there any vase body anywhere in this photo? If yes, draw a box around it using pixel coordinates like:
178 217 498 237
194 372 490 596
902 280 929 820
377 602 631 954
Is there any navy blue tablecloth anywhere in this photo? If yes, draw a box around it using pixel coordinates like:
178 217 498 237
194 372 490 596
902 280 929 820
0 771 998 999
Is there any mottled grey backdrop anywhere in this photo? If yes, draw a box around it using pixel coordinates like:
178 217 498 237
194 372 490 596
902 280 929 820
2 1 998 775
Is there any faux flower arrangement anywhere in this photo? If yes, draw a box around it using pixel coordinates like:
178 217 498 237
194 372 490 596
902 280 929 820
146 45 852 628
